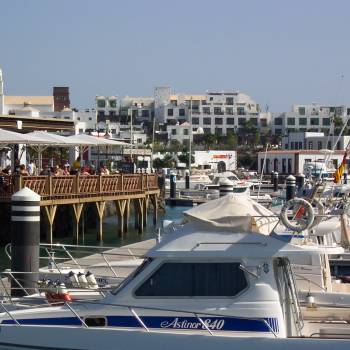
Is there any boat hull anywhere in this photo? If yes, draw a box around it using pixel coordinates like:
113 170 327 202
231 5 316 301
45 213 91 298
0 325 349 350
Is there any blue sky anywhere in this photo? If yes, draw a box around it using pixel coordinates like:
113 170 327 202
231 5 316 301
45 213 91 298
1 0 349 111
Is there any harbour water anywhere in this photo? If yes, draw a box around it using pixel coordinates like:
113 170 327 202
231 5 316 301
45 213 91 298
0 205 187 271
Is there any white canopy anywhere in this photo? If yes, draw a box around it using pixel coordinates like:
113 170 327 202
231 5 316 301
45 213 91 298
184 193 279 235
26 131 84 146
66 134 132 146
0 128 49 145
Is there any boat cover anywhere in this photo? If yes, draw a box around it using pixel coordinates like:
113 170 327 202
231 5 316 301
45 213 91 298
184 193 278 235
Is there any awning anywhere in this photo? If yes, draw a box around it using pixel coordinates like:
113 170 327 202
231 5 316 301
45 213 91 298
0 128 49 145
26 131 84 146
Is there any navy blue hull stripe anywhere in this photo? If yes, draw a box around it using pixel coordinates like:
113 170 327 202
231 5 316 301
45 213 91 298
2 316 279 333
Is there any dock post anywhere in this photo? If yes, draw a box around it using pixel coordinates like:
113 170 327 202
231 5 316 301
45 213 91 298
116 200 126 238
138 198 144 234
185 171 190 189
296 174 305 191
286 175 296 201
143 196 148 228
11 187 40 296
152 194 158 226
170 173 176 198
95 201 106 242
123 199 130 233
273 172 279 192
72 203 84 245
219 178 234 197
44 205 57 245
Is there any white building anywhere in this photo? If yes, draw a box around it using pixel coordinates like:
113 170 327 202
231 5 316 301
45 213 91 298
194 150 237 171
258 150 347 175
282 131 350 151
152 87 271 143
271 103 350 136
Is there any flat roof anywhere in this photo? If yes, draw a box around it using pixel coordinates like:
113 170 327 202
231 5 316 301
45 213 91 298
4 96 54 105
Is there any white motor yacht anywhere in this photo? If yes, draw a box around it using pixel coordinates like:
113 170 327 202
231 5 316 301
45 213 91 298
0 200 349 349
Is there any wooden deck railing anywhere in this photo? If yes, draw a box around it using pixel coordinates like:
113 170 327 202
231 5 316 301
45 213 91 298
0 173 158 201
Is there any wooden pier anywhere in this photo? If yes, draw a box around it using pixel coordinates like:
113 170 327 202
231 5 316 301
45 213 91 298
0 174 159 244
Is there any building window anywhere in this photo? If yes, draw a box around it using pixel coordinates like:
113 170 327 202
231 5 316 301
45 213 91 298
250 118 258 125
226 97 234 105
260 119 267 127
203 107 211 114
135 262 247 297
299 118 307 125
204 128 211 134
215 117 223 125
308 141 313 149
214 107 222 115
298 107 305 115
203 117 211 125
310 118 319 126
142 110 149 118
287 117 295 125
274 117 282 125
97 99 106 108
171 129 176 135
227 117 235 125
192 117 199 124
226 107 234 115
183 128 189 136
179 109 185 117
318 141 322 149
322 118 330 126
237 107 245 115
109 99 117 108
226 128 235 135
215 128 223 135
282 159 287 173
168 109 174 116
238 118 245 125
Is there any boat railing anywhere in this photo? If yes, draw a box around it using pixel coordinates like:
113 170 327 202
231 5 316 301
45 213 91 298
5 242 146 280
0 299 278 338
0 271 111 303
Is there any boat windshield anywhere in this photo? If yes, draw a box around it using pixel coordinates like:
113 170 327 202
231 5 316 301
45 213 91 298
110 258 153 295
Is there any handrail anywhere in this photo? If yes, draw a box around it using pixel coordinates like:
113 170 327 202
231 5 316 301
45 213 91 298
0 173 159 200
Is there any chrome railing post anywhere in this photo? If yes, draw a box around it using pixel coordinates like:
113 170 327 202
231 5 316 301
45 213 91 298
65 302 88 328
129 307 149 332
194 313 213 335
101 253 119 278
0 302 20 326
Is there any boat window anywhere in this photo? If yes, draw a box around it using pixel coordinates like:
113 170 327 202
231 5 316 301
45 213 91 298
232 187 247 193
84 317 106 327
111 258 152 295
134 262 247 297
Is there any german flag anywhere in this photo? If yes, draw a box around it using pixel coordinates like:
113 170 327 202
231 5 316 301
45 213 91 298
334 152 347 183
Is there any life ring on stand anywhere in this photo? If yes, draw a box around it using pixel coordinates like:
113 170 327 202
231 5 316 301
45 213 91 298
280 198 315 232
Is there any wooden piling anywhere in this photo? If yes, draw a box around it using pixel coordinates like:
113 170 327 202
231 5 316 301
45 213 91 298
95 201 106 242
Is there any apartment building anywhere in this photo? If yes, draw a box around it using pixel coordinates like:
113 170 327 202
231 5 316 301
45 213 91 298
282 132 350 151
272 103 350 136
